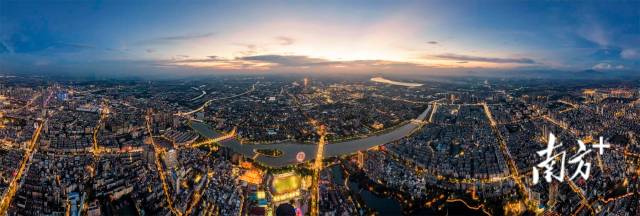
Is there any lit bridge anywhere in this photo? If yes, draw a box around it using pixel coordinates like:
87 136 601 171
190 127 237 148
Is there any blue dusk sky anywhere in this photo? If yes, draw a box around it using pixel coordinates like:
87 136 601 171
0 0 638 77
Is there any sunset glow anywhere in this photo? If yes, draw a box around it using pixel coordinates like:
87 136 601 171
0 1 638 77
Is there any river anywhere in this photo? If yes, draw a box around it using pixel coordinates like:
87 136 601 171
191 105 431 167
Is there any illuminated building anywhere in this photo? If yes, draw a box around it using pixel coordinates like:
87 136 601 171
239 169 264 185
164 149 178 170
268 172 302 203
356 151 364 169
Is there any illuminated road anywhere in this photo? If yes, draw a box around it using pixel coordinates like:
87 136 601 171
542 115 577 135
0 89 54 214
558 99 578 109
310 126 326 216
445 198 491 216
0 119 44 213
184 173 208 216
12 92 41 113
92 102 109 155
543 105 627 215
565 175 595 215
371 93 431 104
428 102 438 123
542 105 616 215
146 112 183 216
482 102 533 211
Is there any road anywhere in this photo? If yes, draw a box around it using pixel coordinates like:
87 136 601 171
0 89 54 214
310 127 326 216
0 119 44 213
145 112 182 216
482 102 533 211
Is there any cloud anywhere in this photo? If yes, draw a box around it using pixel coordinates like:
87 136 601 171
105 46 129 52
0 41 11 53
239 55 326 66
146 49 156 53
12 41 99 53
275 36 295 45
153 32 213 41
54 42 96 49
621 49 639 59
237 55 427 70
233 43 259 56
167 54 427 72
591 47 622 60
172 55 227 63
578 24 609 47
136 32 214 45
592 62 624 70
433 53 536 64
166 55 274 70
427 41 438 45
170 55 325 67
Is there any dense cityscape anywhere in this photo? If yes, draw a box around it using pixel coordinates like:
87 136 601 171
1 0 639 215
0 75 638 215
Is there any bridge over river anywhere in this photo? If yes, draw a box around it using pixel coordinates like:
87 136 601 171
191 105 431 168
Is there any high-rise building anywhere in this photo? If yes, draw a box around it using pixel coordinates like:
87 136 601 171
164 149 178 171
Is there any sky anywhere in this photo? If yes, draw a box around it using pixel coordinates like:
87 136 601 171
0 0 638 78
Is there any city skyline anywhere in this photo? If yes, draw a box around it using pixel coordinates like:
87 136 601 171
1 0 638 78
